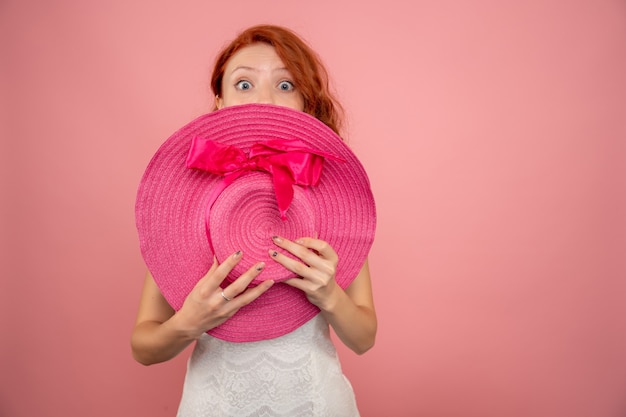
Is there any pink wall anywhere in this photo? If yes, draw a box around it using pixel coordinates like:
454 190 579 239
2 1 625 416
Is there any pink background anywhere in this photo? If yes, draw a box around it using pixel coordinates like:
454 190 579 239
2 1 625 416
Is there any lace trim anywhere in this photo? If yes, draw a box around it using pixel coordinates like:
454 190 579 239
176 315 359 417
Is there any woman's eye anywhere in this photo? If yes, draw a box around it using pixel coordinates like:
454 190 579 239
278 81 294 91
235 80 252 90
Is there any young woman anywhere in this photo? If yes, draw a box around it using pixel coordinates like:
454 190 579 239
132 25 376 417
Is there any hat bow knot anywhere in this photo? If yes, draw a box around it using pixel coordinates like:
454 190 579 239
186 137 342 219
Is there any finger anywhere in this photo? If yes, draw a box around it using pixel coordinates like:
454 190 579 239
272 236 337 269
269 247 318 279
294 237 338 261
226 278 275 308
221 262 266 299
196 251 243 293
282 276 308 292
199 256 219 279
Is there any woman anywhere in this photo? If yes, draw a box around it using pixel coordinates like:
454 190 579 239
132 24 376 416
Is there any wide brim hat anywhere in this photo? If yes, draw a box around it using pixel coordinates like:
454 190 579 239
136 103 376 342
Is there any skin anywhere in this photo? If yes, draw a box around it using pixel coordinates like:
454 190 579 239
131 43 377 365
215 43 305 110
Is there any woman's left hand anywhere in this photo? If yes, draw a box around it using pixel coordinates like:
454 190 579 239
270 235 377 354
269 236 341 310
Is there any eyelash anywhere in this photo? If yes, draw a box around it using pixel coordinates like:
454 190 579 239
235 80 252 90
233 79 296 91
278 81 295 91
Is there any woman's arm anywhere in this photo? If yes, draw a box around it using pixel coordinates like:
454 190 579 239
131 253 274 365
270 237 377 354
131 272 192 365
317 260 377 354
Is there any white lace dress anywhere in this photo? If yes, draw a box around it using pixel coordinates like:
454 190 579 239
176 314 360 417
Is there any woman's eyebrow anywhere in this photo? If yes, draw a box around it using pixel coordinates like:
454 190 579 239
230 66 290 75
230 65 258 74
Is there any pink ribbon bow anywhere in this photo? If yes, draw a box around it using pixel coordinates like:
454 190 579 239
186 137 342 219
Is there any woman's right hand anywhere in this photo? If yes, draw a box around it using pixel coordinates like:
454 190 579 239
131 251 273 365
175 251 274 339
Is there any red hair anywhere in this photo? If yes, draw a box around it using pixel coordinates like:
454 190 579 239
210 25 344 135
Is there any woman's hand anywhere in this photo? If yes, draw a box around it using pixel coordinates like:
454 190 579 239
131 251 273 365
175 251 274 339
269 236 341 310
269 236 377 354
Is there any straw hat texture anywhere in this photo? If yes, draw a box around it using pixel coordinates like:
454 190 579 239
136 103 376 342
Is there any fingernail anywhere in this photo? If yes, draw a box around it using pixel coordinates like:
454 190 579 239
272 236 283 243
295 239 304 245
256 262 265 271
233 250 242 258
271 250 278 257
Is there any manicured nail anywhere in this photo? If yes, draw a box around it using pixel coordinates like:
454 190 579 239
233 250 242 258
272 235 283 243
256 262 265 271
271 250 278 257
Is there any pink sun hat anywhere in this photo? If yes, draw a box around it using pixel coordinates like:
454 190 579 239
135 103 376 342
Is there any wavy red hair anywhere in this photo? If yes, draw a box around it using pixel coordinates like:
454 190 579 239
210 25 344 135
